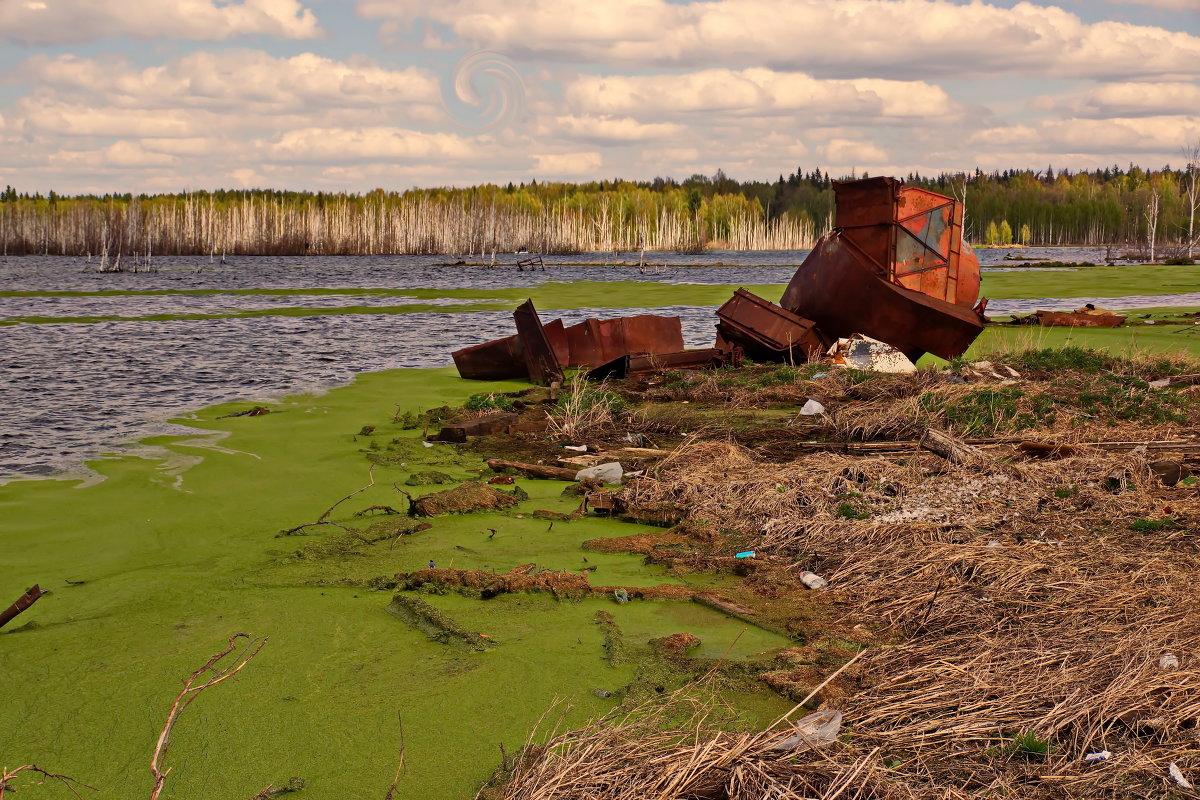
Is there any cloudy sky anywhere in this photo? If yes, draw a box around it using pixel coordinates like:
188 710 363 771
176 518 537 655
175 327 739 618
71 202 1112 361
0 0 1197 194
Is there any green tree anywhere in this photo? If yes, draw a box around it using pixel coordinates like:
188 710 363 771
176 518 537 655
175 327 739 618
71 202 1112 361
998 219 1013 245
1019 223 1032 245
984 220 1000 245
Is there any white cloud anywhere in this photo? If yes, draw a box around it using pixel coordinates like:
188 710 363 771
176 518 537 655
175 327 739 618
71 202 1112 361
970 116 1200 155
532 152 603 175
0 0 323 45
358 0 1200 80
19 51 440 113
1064 82 1200 118
821 139 890 165
564 69 958 121
550 115 683 143
263 127 477 163
1099 0 1196 9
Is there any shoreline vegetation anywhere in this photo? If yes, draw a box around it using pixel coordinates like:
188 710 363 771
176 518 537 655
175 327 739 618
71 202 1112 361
5 341 1200 799
2 161 1197 257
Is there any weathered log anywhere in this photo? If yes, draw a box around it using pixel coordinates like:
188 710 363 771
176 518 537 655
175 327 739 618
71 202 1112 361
485 458 579 481
0 585 44 630
920 428 988 466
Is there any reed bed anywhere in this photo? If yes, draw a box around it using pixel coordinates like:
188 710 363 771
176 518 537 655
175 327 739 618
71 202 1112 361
498 417 1200 799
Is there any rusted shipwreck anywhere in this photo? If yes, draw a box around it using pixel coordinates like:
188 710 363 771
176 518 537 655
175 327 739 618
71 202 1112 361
452 176 987 383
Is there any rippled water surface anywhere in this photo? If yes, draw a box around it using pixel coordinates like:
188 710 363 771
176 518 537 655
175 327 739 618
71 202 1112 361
0 247 1154 480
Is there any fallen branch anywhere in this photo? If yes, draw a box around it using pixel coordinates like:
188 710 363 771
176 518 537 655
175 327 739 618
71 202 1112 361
279 468 376 535
383 712 406 800
150 634 268 800
486 458 578 481
0 585 44 630
0 764 93 800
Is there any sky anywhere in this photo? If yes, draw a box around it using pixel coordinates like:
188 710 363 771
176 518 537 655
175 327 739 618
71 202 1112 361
0 0 1197 194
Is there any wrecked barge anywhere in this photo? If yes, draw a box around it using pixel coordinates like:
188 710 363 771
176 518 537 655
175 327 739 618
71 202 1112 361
452 176 987 382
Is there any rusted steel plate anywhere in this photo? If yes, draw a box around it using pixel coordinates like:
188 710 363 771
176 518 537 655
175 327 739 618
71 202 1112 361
715 288 828 363
452 334 525 380
562 315 684 368
1036 310 1126 328
513 299 563 386
780 176 985 362
584 348 730 380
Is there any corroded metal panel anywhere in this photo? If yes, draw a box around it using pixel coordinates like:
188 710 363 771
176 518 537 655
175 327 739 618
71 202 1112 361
715 288 828 363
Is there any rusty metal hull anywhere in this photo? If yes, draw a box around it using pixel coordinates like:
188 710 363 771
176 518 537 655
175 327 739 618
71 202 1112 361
779 176 985 362
715 288 828 363
1036 310 1126 328
781 232 985 362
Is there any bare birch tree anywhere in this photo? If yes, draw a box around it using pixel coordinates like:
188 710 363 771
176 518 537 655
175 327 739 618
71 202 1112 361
1184 138 1200 259
1144 183 1161 263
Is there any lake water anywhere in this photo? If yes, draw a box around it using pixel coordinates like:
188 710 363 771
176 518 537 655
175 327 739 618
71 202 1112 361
0 247 1162 480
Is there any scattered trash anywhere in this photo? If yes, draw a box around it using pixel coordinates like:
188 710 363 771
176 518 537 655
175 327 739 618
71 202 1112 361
563 444 588 452
1169 762 1193 790
576 462 624 485
735 550 756 559
800 399 826 416
421 441 434 448
1160 652 1180 670
1083 750 1113 763
592 689 612 698
613 588 630 604
799 571 828 590
1025 309 1126 328
765 709 843 751
487 475 515 485
812 372 828 379
1150 378 1172 388
828 334 917 374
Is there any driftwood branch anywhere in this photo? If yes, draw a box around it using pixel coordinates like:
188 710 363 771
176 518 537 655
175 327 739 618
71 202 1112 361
383 712 406 800
149 634 268 800
0 584 44 630
0 764 94 800
279 468 376 536
486 458 578 481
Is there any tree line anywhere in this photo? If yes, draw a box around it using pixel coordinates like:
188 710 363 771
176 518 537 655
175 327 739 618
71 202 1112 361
1 160 1196 257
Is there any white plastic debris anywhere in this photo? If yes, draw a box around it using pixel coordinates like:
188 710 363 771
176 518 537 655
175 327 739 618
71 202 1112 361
828 334 916 374
799 571 828 590
575 462 624 485
766 710 843 752
800 399 826 416
1084 750 1113 763
563 444 588 452
1150 379 1171 388
422 441 434 448
812 372 829 379
1169 762 1193 790
1160 652 1180 670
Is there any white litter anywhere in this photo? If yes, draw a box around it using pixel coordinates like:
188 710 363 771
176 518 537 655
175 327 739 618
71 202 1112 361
1169 762 1193 789
799 571 828 590
800 399 826 416
1083 750 1113 763
766 710 842 751
422 441 434 448
1150 379 1171 388
1160 652 1180 670
563 444 588 452
575 462 624 485
828 334 916 374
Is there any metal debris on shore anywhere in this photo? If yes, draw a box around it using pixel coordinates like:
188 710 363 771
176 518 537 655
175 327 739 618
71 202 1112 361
452 177 988 384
